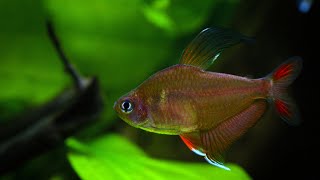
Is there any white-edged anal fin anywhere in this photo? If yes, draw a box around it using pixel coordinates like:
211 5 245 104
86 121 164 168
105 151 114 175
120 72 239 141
180 132 205 156
180 100 266 170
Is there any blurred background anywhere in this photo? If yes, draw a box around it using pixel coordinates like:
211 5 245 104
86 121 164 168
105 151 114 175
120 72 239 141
0 0 318 179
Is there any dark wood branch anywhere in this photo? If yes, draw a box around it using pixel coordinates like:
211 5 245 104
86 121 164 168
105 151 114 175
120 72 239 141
46 21 84 91
0 78 104 174
0 21 104 174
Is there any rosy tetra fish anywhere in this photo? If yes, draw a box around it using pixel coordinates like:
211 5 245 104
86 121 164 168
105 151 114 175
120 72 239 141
114 28 302 170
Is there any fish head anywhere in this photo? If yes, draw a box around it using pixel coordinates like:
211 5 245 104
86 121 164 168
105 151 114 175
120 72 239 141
114 92 148 128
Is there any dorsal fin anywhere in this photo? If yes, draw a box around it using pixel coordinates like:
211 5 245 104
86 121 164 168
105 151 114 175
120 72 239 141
179 27 254 70
180 101 266 170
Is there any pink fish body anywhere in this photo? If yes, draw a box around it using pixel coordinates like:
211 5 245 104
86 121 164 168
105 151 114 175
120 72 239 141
114 28 302 170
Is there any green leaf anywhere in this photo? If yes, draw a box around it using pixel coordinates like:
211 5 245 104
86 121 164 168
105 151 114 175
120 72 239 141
142 0 240 36
67 134 251 180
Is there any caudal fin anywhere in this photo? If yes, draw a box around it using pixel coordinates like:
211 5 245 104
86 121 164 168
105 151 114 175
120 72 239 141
268 57 302 126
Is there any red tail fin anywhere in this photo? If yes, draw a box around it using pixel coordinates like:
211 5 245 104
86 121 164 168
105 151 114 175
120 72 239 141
268 57 302 126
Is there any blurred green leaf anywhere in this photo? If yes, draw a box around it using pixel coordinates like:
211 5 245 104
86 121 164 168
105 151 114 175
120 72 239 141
67 134 251 180
142 0 240 36
142 0 175 33
0 0 70 119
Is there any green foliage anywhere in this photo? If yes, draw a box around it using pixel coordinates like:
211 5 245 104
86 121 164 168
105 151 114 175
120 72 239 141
142 0 239 36
0 0 69 117
67 134 251 180
0 0 239 121
45 0 173 100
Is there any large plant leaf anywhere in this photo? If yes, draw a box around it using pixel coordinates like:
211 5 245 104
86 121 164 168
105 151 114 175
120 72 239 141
67 134 250 180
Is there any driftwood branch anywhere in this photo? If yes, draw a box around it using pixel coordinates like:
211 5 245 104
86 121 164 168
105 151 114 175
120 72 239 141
46 21 84 91
0 21 104 174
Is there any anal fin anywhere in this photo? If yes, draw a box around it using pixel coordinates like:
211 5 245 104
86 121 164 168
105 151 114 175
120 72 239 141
180 132 205 156
180 101 267 170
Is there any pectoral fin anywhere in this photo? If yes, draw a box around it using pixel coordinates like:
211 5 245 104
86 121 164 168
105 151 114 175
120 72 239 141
179 27 253 70
180 101 266 170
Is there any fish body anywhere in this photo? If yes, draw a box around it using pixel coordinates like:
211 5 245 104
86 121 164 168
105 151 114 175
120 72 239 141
114 28 302 170
130 64 268 134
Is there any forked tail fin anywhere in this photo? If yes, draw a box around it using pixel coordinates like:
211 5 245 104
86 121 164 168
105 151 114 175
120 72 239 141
268 57 302 126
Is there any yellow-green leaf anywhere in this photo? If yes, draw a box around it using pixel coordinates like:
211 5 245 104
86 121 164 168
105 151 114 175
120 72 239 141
67 134 251 180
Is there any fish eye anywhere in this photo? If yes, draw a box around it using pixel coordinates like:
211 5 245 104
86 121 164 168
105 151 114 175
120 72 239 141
120 100 134 113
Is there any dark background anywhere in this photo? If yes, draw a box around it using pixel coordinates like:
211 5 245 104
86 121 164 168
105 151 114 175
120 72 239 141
244 1 319 179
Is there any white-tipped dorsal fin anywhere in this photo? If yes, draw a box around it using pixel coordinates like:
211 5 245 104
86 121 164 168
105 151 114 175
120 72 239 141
179 27 254 70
